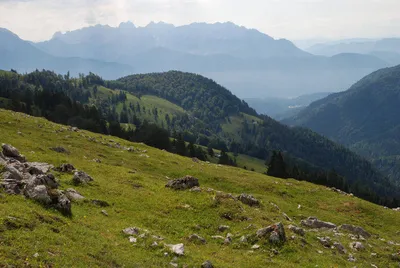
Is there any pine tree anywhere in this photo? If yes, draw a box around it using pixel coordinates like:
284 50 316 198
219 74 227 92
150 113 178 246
266 151 288 178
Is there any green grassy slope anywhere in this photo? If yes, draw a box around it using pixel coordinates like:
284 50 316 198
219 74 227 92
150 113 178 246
1 109 400 267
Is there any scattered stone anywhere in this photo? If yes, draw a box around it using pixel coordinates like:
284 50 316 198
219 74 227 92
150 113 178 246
218 225 230 232
270 202 280 210
101 210 109 216
91 199 110 207
224 235 232 245
317 250 323 254
288 225 305 236
211 235 225 240
391 253 400 261
282 212 292 222
371 253 377 257
348 254 356 262
339 224 371 238
49 147 69 154
53 191 72 216
33 253 39 258
298 204 302 209
72 171 94 185
301 217 336 229
123 227 140 236
189 186 202 192
201 260 214 268
350 242 365 251
188 234 206 244
170 263 178 268
272 249 279 255
238 193 260 207
167 243 184 256
64 188 85 201
151 241 159 247
129 236 137 243
56 163 76 173
165 175 199 190
93 159 101 163
2 143 26 162
239 235 248 243
192 157 200 163
251 244 260 250
334 242 347 254
318 237 332 248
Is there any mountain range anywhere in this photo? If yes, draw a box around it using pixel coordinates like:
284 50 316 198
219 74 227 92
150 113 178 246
0 22 393 98
285 64 400 185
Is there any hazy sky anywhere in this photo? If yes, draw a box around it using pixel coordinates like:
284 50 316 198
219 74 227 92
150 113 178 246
1 0 400 42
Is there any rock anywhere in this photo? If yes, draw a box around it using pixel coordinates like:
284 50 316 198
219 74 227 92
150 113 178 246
318 237 332 248
237 193 260 207
167 243 184 256
339 224 371 238
189 186 202 192
101 210 109 216
301 217 336 229
224 235 232 245
272 249 279 255
288 225 305 236
251 244 260 250
72 171 93 185
211 235 225 240
239 235 248 243
348 254 356 262
282 212 292 221
123 227 140 236
129 236 137 243
25 162 54 175
334 242 347 254
25 185 52 204
170 263 178 268
257 222 286 244
391 253 400 261
350 241 365 251
92 159 101 163
56 163 76 173
54 192 72 216
49 147 69 154
151 241 159 247
91 199 110 207
64 188 85 201
218 225 230 232
2 144 26 162
33 253 39 258
188 234 206 244
26 174 59 189
201 260 214 268
165 175 199 190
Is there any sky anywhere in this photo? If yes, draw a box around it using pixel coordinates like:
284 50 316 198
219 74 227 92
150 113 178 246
1 0 400 43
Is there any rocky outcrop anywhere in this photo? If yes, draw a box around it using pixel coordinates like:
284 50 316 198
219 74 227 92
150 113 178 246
72 171 94 185
165 175 199 190
301 217 336 229
318 237 332 248
257 222 286 244
238 193 260 207
339 224 371 238
0 144 72 215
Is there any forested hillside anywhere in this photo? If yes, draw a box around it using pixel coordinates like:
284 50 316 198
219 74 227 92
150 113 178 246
285 65 400 186
0 69 398 207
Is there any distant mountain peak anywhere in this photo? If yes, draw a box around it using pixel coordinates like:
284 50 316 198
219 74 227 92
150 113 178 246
145 21 175 29
119 21 136 29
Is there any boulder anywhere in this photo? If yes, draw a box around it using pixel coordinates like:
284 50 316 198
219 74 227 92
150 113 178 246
167 243 184 256
339 224 371 238
288 225 305 236
2 144 26 162
238 193 260 207
56 163 76 173
188 234 206 244
165 175 199 190
26 174 59 189
257 222 286 244
301 217 336 229
72 171 93 185
64 188 85 201
25 162 54 175
334 242 347 254
25 185 52 204
201 260 214 268
54 191 72 216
